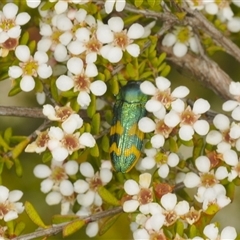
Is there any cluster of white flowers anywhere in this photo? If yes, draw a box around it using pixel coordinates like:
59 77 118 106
34 160 113 237
187 0 240 32
25 103 96 161
0 3 30 57
0 185 24 222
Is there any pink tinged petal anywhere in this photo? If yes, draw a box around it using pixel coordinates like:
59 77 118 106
86 222 99 238
74 179 89 193
133 229 150 240
161 193 176 210
155 76 171 91
54 44 68 62
67 57 83 75
15 12 31 25
206 130 222 145
90 81 107 96
15 45 30 62
8 66 23 78
108 17 124 32
193 120 209 136
203 224 219 240
75 27 90 42
104 0 115 14
56 16 73 31
213 114 230 130
175 201 189 215
222 100 239 112
167 153 179 167
128 24 144 39
193 98 210 114
171 86 189 98
20 76 35 92
55 1 68 14
60 180 74 196
100 168 112 184
183 172 200 188
77 91 91 108
4 211 18 222
107 47 123 63
8 190 23 202
179 125 194 141
173 42 188 57
96 25 114 44
116 0 126 11
8 26 21 38
36 92 46 105
223 149 238 166
164 110 180 128
215 166 228 180
85 63 98 77
151 134 165 148
56 75 74 91
46 191 62 205
162 33 176 47
124 179 140 195
59 31 73 46
139 173 152 188
123 200 140 212
138 117 156 133
126 44 140 57
141 157 156 170
3 3 18 19
52 147 68 162
80 162 94 178
146 213 165 232
77 190 95 207
79 133 96 148
221 226 237 239
232 106 240 121
145 99 163 112
140 81 157 95
158 164 169 178
0 186 9 203
38 64 52 78
67 40 86 55
33 164 51 178
195 156 210 173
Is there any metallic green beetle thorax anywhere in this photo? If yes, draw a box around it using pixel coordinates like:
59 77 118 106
109 81 148 173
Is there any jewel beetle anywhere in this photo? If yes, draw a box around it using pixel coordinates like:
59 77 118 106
109 81 148 173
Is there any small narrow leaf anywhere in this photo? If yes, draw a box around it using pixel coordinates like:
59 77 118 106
13 158 23 177
134 0 143 8
14 222 26 236
8 84 22 96
4 127 12 144
12 138 30 159
0 134 11 151
90 144 99 157
98 186 120 206
99 213 121 236
92 113 100 135
42 151 52 163
52 215 78 224
101 135 109 153
193 138 203 160
25 201 48 228
62 219 85 237
161 65 171 77
169 137 178 152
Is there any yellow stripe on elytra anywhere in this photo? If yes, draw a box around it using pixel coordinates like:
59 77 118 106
109 142 122 156
110 121 124 136
128 123 144 140
124 145 141 159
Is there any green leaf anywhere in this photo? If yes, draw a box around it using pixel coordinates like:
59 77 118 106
101 135 109 153
91 113 100 135
34 78 43 93
42 151 52 163
98 186 120 206
124 15 142 26
160 65 171 77
63 219 85 237
8 84 22 96
147 0 156 7
169 137 178 152
52 215 78 224
99 213 121 236
193 138 203 160
50 78 59 102
25 201 48 228
0 158 4 174
204 204 219 215
19 31 29 45
13 158 23 177
226 182 235 200
0 134 11 151
29 40 36 54
14 222 26 236
175 220 184 236
126 63 137 79
9 136 27 143
189 225 197 239
4 127 12 144
111 78 119 96
90 143 99 157
158 52 166 66
134 0 143 8
12 138 30 159
139 71 153 79
87 94 96 118
105 110 113 125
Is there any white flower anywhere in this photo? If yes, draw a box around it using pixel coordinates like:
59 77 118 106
204 224 237 240
0 185 24 222
8 45 52 92
26 0 41 8
104 0 126 14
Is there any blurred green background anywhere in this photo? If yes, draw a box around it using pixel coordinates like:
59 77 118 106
1 50 240 239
